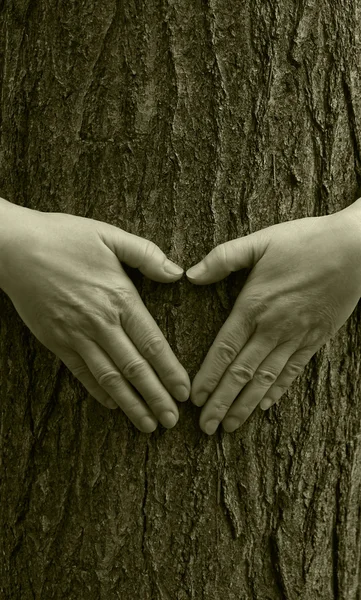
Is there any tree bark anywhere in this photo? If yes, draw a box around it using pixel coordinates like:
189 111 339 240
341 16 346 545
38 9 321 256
1 0 361 598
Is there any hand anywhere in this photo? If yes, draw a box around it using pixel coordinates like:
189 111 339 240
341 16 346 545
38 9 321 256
1 204 190 432
186 207 361 435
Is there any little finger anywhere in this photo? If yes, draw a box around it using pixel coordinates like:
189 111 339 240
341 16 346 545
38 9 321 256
259 345 320 411
200 332 277 434
59 349 118 409
221 341 298 433
78 330 178 429
70 340 159 433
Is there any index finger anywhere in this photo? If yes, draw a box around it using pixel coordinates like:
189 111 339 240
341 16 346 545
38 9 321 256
120 287 191 403
191 295 259 406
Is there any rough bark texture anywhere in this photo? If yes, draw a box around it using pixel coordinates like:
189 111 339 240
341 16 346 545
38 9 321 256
1 0 361 598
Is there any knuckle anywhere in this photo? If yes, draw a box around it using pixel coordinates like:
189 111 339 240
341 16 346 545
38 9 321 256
143 393 165 408
96 369 122 389
142 335 164 358
274 383 288 395
194 382 215 398
116 286 135 303
253 368 278 386
213 243 229 268
114 287 136 323
284 362 304 378
157 362 177 384
216 340 239 364
254 318 280 343
69 363 89 378
124 400 142 418
215 400 233 415
228 364 254 385
122 358 147 380
143 239 158 263
89 285 136 328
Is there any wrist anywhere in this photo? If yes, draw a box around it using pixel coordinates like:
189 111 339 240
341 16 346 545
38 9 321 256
326 200 361 292
0 197 27 292
340 198 361 223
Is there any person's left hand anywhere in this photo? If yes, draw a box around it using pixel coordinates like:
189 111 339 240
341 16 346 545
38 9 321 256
186 206 361 435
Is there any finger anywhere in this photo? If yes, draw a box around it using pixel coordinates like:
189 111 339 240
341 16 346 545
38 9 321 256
219 341 299 433
186 232 268 284
259 345 320 411
97 225 184 282
199 334 283 435
70 339 160 433
190 295 257 407
119 291 190 403
59 350 119 410
77 329 180 429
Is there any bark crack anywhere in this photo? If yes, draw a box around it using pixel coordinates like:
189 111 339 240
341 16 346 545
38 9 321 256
141 441 150 560
342 70 361 190
331 477 340 600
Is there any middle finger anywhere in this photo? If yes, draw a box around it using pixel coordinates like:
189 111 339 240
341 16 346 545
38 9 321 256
120 289 190 402
200 337 296 434
199 332 276 434
77 326 179 429
222 340 298 432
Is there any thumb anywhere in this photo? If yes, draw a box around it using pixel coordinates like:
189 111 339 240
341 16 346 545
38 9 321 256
98 225 184 283
186 231 268 284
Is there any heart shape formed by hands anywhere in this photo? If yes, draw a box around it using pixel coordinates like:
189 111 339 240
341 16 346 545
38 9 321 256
1 197 360 435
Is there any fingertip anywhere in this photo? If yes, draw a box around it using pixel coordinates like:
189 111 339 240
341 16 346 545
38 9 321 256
139 416 158 433
174 384 190 402
186 263 207 282
104 397 118 409
163 260 184 278
186 265 226 285
170 271 184 281
161 411 179 429
191 390 209 407
139 259 184 283
260 397 273 410
141 269 183 284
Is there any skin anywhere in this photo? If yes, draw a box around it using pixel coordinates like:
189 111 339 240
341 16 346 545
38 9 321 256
186 201 361 435
0 198 190 433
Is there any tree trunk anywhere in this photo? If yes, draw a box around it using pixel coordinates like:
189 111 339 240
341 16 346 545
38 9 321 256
1 0 361 598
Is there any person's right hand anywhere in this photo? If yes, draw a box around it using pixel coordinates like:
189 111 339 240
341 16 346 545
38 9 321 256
0 201 190 432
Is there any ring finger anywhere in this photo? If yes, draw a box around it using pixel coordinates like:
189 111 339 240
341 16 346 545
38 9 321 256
60 345 158 432
259 345 320 411
76 326 179 429
222 341 300 432
200 332 280 434
59 349 119 410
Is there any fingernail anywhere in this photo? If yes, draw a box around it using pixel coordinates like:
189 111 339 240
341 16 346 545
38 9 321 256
139 416 158 433
223 416 240 433
104 395 118 409
161 411 178 428
106 399 118 409
192 391 208 407
186 263 207 278
164 260 184 276
204 419 219 435
260 397 273 410
174 385 189 402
